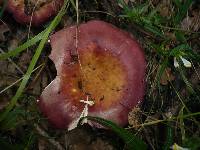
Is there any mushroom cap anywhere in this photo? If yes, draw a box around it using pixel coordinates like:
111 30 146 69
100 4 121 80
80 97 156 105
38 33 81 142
39 20 146 129
6 0 63 26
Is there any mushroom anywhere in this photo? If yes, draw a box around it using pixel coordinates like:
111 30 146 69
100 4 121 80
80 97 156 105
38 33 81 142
6 0 63 26
38 20 146 129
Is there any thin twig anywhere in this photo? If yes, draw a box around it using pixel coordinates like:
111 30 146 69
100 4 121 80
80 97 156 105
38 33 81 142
0 63 44 94
0 48 24 74
35 124 65 150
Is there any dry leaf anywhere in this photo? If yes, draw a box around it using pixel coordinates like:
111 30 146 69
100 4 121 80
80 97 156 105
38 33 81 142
0 21 10 42
157 0 172 17
160 67 175 85
128 107 142 129
181 10 200 31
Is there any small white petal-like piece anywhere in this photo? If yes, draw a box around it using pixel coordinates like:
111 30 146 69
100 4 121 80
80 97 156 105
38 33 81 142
174 57 179 68
180 56 191 68
170 143 190 150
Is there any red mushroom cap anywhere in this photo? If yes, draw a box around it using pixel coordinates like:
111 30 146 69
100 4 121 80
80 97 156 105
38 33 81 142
6 0 63 26
38 20 146 129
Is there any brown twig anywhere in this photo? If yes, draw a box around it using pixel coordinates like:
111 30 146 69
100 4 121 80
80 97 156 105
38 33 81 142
35 124 65 150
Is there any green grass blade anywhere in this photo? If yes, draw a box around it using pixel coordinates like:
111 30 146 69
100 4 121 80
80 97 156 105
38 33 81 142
69 0 76 10
162 123 173 150
0 0 69 122
174 0 193 25
0 0 8 18
0 64 44 94
156 58 169 85
179 107 186 141
183 137 200 150
178 66 195 94
173 0 181 8
0 30 46 60
175 112 200 120
144 24 164 38
0 107 25 130
85 116 147 150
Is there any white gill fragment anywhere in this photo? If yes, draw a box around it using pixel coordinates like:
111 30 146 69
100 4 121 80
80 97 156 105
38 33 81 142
174 57 191 68
68 96 94 131
180 56 191 68
174 57 179 68
170 143 190 150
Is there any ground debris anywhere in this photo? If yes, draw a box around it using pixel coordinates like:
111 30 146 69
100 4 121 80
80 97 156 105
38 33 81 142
160 67 175 85
0 21 10 42
181 10 200 32
128 106 142 129
65 125 118 150
18 51 32 72
157 0 173 18
7 29 28 51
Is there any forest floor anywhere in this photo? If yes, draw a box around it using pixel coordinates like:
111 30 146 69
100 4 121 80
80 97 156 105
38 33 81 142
0 0 200 150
